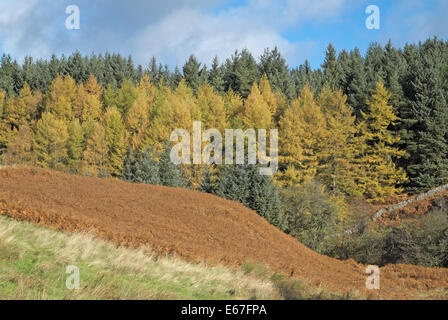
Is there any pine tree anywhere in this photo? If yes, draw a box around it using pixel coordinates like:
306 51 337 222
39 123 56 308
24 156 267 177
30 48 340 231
258 47 295 99
33 112 69 169
215 164 251 206
355 82 407 201
208 56 225 94
246 164 284 228
404 45 448 192
158 141 186 187
223 49 259 98
321 44 341 89
212 163 284 228
182 55 202 94
122 148 161 185
199 165 218 194
122 146 137 182
346 48 368 118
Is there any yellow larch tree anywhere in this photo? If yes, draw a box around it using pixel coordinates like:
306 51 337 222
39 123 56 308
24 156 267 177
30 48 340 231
76 75 103 122
243 82 272 130
197 84 227 132
355 82 407 202
278 85 327 186
259 74 277 116
104 106 127 176
317 84 360 196
32 112 69 169
126 87 151 152
46 75 77 120
224 89 244 128
83 121 108 176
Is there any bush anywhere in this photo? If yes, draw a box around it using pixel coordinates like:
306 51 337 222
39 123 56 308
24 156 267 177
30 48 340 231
280 180 344 255
333 199 448 268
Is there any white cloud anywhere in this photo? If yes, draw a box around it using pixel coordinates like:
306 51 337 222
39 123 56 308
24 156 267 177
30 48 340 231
130 7 313 67
0 0 347 67
282 0 348 24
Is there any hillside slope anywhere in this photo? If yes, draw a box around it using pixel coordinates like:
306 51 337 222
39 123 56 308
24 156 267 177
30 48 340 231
1 167 447 299
0 215 284 300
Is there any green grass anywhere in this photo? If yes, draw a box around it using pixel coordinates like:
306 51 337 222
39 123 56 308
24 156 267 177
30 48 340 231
0 215 359 300
0 215 282 300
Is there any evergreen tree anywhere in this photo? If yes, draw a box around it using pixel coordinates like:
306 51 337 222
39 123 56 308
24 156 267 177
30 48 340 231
258 47 295 99
346 48 368 118
182 55 202 94
404 45 448 192
199 165 218 194
122 147 161 185
223 49 259 98
208 56 225 93
321 44 341 89
158 141 186 187
212 163 284 228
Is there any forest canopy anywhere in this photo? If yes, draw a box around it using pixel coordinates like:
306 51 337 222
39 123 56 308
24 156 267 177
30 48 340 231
1 38 448 198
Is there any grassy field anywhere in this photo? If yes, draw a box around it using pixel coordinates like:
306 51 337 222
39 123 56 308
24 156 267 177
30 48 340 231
0 215 354 300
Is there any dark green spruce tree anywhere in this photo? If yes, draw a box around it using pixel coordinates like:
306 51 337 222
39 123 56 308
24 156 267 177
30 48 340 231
158 141 187 188
404 44 448 192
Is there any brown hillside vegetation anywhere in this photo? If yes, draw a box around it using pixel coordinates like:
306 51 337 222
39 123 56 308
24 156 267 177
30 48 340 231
375 191 448 227
0 167 447 299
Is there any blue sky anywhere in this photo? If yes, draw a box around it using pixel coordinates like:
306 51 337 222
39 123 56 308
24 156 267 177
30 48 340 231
0 0 447 69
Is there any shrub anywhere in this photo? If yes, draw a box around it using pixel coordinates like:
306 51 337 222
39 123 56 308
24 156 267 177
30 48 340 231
280 180 344 255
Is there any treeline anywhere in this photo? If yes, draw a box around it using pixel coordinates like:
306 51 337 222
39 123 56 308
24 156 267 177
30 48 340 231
1 37 448 195
0 72 406 201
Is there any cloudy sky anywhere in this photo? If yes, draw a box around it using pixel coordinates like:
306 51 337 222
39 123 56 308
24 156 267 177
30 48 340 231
0 0 447 69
